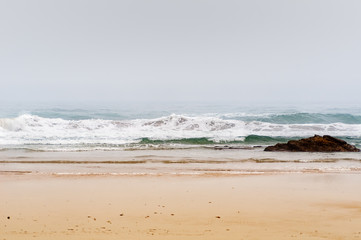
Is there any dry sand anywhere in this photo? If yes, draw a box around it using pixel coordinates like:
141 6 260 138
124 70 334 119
1 173 361 240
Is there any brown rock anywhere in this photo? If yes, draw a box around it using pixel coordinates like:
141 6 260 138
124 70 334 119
264 135 360 152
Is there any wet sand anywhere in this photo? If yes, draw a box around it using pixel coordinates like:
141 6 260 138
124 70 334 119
1 173 361 239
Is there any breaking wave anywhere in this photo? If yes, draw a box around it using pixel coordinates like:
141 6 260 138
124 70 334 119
0 113 361 151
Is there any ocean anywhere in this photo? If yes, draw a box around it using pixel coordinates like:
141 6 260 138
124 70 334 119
1 102 361 176
1 102 361 151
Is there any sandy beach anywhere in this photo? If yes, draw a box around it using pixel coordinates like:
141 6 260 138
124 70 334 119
2 173 361 240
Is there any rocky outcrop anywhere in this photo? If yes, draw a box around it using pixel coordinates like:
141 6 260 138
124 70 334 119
264 135 360 152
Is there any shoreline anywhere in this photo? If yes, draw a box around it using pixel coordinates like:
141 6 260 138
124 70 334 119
1 149 361 177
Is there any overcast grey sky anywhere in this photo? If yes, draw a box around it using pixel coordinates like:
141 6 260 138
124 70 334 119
1 0 361 105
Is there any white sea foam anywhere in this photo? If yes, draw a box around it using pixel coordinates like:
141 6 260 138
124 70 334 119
0 114 361 148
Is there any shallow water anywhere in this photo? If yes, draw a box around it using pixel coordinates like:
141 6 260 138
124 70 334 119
1 148 361 176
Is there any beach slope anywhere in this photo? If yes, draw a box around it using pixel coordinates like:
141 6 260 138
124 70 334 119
1 174 361 239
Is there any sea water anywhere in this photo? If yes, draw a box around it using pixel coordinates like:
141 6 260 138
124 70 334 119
1 102 361 175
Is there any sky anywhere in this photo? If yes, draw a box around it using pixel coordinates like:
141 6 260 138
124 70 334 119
1 0 361 105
